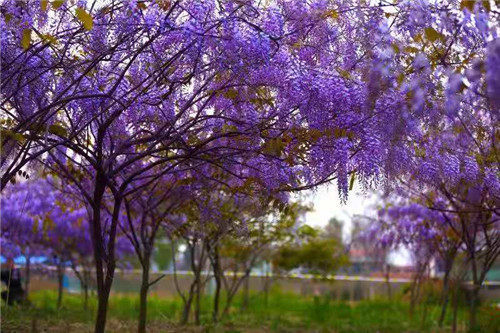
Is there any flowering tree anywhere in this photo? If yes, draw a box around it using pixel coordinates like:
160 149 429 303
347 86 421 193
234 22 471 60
121 171 191 332
364 1 500 329
2 1 499 332
0 178 132 308
375 200 462 322
0 178 50 300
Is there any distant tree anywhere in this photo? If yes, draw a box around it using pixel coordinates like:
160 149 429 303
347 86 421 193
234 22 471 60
324 217 344 245
273 225 348 278
153 236 173 272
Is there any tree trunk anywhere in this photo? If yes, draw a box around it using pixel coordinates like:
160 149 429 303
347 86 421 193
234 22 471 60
385 264 391 300
56 263 64 309
242 275 250 310
264 269 270 308
181 289 194 325
81 280 89 309
95 286 111 333
93 246 117 333
92 177 122 333
452 286 459 333
469 252 481 332
210 244 222 323
469 283 480 331
438 264 452 327
138 258 150 333
194 276 202 325
24 252 31 301
409 263 426 318
91 176 108 333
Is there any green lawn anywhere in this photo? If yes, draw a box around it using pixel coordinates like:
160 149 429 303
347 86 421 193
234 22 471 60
1 289 499 332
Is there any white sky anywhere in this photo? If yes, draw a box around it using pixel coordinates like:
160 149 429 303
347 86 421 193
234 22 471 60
299 183 412 266
298 182 378 233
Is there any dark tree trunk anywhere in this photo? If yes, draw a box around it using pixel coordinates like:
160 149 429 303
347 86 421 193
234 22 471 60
212 270 222 322
452 287 459 333
409 262 426 318
180 289 194 325
81 280 89 309
56 263 64 309
211 245 222 323
95 286 111 333
138 257 150 333
242 275 250 310
222 267 253 318
264 269 270 308
385 264 391 300
469 284 480 331
180 243 201 325
194 276 202 325
92 177 122 333
438 262 452 327
24 252 31 301
91 176 108 333
469 253 481 332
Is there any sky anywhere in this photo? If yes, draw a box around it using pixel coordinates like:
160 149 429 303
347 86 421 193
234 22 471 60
299 183 412 266
298 182 378 234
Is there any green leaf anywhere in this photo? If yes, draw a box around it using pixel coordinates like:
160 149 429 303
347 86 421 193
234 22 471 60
424 27 443 43
156 0 171 11
52 0 64 9
349 172 356 191
336 67 351 79
40 34 58 45
41 0 48 11
460 0 475 11
76 7 93 31
223 88 239 100
322 9 339 20
1 130 25 151
391 43 400 54
482 1 491 12
404 46 420 53
48 124 68 137
21 29 32 50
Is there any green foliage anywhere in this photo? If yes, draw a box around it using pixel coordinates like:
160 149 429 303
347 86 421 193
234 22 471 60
75 7 93 30
48 123 68 138
272 244 302 272
153 239 173 271
298 238 348 277
21 28 32 50
296 224 319 239
273 223 348 277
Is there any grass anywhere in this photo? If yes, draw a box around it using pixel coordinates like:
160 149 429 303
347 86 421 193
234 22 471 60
1 288 499 332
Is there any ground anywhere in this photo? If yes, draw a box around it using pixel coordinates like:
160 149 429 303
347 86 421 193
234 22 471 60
1 289 499 332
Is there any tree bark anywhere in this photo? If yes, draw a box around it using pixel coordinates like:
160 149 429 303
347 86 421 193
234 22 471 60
438 262 452 327
264 269 270 308
56 263 64 309
469 283 480 331
242 275 250 310
92 177 122 333
180 288 194 325
138 257 150 333
81 279 89 309
210 244 222 323
95 286 111 333
469 253 480 332
91 175 108 333
452 286 459 333
194 275 202 325
24 252 31 301
385 263 391 300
